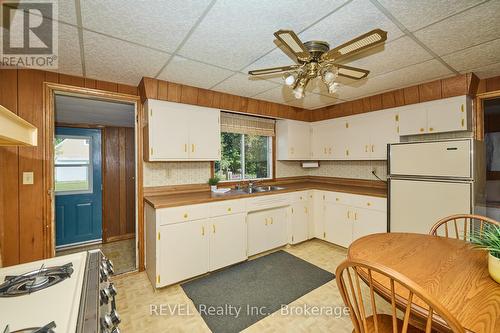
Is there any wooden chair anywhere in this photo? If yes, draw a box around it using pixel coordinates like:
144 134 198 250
336 259 465 333
429 214 499 241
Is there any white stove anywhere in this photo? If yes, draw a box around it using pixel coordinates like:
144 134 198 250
0 250 120 333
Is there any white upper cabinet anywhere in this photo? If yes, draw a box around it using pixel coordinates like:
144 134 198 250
345 114 370 160
276 119 311 160
144 99 220 161
399 95 470 136
427 96 471 133
310 120 331 160
330 118 349 160
368 108 400 159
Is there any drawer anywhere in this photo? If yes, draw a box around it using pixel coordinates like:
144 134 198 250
351 195 387 211
291 191 309 203
323 191 354 205
158 204 208 225
210 199 246 217
247 193 291 212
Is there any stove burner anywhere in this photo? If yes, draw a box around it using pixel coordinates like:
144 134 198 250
0 263 73 297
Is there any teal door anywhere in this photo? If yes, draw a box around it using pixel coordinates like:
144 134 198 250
55 127 102 247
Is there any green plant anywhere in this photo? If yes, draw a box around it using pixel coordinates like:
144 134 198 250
471 224 500 259
208 176 220 186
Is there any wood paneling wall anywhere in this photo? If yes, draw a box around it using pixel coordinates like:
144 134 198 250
310 73 480 121
0 69 137 266
138 77 310 121
478 75 500 94
103 127 135 242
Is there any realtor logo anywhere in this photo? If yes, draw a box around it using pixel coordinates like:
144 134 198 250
1 0 58 68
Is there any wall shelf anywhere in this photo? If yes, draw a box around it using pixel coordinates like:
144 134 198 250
0 104 37 146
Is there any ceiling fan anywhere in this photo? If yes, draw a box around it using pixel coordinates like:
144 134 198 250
248 29 387 99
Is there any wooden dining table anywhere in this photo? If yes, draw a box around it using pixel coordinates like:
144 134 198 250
347 233 500 333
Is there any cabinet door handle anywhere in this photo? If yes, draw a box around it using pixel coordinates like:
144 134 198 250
354 212 358 220
347 211 351 219
371 145 374 152
365 145 368 152
265 218 268 226
270 217 273 224
201 226 205 236
184 144 187 152
192 144 195 152
212 224 216 233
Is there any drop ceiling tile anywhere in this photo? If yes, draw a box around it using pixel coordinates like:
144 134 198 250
15 0 77 25
252 86 295 104
158 56 234 89
212 73 279 97
442 38 500 72
345 36 433 76
57 23 83 77
285 93 339 110
463 61 500 80
84 31 170 85
414 1 500 56
299 0 404 48
179 0 349 70
336 59 453 100
81 0 212 52
377 0 484 31
243 48 298 84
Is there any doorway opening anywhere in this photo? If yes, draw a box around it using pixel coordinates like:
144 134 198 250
53 94 137 275
484 97 500 221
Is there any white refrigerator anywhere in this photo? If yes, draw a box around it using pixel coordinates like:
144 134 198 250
388 139 485 234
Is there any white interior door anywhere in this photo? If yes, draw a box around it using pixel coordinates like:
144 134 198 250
159 219 209 286
209 213 247 271
390 179 471 234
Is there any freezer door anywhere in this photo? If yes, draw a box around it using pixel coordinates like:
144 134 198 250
389 140 471 178
390 179 471 234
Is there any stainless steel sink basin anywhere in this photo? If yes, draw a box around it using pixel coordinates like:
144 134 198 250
242 185 286 193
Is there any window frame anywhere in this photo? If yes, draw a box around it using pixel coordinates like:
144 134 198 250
214 133 275 183
54 134 94 196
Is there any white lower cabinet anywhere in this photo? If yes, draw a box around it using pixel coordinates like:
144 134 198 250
209 213 247 271
158 219 209 287
145 190 387 289
247 208 287 256
324 203 352 247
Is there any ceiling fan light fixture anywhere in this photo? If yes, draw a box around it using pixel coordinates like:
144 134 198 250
293 86 305 99
322 68 338 84
283 73 297 86
328 82 340 94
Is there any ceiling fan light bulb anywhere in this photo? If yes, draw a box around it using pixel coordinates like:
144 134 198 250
284 74 296 86
328 82 340 94
293 87 305 99
323 71 335 83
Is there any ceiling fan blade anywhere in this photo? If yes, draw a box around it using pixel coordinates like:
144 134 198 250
248 64 300 76
273 30 311 62
336 64 369 80
322 29 387 62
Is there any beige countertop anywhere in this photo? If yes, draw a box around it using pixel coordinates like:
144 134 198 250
144 179 387 209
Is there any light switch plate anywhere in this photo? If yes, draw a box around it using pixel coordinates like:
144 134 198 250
23 172 34 185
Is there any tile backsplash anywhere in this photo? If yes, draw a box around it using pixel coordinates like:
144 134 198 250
143 131 473 187
143 162 211 187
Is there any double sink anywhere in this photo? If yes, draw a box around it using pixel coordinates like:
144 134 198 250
241 185 286 194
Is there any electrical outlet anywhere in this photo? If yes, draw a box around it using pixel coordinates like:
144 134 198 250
23 172 34 185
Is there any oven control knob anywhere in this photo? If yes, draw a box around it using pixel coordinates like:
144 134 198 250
110 309 121 326
101 260 114 276
108 283 118 297
100 268 109 282
100 288 111 305
101 314 113 330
